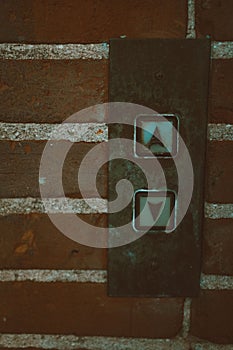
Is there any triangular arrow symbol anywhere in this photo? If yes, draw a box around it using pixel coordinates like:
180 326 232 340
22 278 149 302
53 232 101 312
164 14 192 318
148 200 164 223
146 125 166 149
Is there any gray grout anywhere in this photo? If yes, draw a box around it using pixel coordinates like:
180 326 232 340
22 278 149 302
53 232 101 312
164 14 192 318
0 123 108 142
0 43 109 60
205 203 233 219
0 199 232 218
192 344 233 350
0 198 108 215
182 298 192 338
211 41 233 59
0 42 233 59
0 334 232 349
0 269 107 283
0 334 189 350
0 123 232 141
186 0 196 39
201 274 233 290
0 269 232 288
208 124 233 141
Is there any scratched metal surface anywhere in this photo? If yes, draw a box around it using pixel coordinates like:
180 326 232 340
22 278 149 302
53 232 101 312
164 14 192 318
108 39 210 297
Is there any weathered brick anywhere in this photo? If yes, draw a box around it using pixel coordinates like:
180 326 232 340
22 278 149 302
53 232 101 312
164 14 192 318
202 219 233 275
209 60 233 123
4 53 232 128
0 0 187 43
0 60 107 123
0 214 106 269
206 141 233 203
0 141 107 198
190 290 233 343
196 0 233 40
0 282 183 337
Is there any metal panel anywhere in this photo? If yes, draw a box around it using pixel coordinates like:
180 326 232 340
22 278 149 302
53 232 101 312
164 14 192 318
108 39 210 297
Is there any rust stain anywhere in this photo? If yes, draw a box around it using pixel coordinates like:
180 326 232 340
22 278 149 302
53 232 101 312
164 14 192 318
0 82 10 93
28 213 40 221
15 243 28 254
10 141 16 151
24 144 31 154
96 129 103 135
21 230 34 245
14 230 36 255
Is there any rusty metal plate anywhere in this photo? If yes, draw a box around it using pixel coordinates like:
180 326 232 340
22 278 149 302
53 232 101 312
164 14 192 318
108 38 210 297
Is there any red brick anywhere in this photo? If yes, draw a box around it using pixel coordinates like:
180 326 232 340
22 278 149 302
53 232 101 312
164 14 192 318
0 0 187 43
0 214 106 269
0 141 107 198
0 60 107 123
202 219 233 275
196 0 233 41
209 60 233 123
190 290 233 343
206 141 233 203
0 282 183 337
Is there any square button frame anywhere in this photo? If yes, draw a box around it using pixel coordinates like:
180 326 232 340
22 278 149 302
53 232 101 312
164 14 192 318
134 114 179 158
133 189 176 232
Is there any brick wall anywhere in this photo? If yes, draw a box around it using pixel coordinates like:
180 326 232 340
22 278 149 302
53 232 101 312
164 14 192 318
0 0 232 349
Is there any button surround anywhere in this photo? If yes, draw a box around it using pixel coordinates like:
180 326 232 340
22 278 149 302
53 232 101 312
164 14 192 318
134 114 179 158
133 189 176 232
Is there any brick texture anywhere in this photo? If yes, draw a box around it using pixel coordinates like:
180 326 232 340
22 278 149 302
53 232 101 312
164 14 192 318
209 60 233 123
0 60 107 123
0 282 183 337
0 0 187 43
2 59 232 127
0 141 107 198
206 141 233 203
0 214 106 269
0 0 233 346
190 290 233 344
196 0 233 40
202 219 233 275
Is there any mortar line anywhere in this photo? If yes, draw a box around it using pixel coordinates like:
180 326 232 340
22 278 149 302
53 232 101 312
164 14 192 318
0 334 232 349
192 343 233 350
0 43 109 60
0 123 232 141
0 334 189 350
0 199 232 217
0 122 108 142
211 41 233 59
200 273 233 290
205 203 233 219
0 270 233 288
0 198 108 215
0 42 233 59
208 123 233 141
186 0 196 38
0 269 107 283
181 298 192 338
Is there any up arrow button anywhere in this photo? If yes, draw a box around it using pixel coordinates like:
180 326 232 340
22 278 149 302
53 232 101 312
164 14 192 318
135 114 179 158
